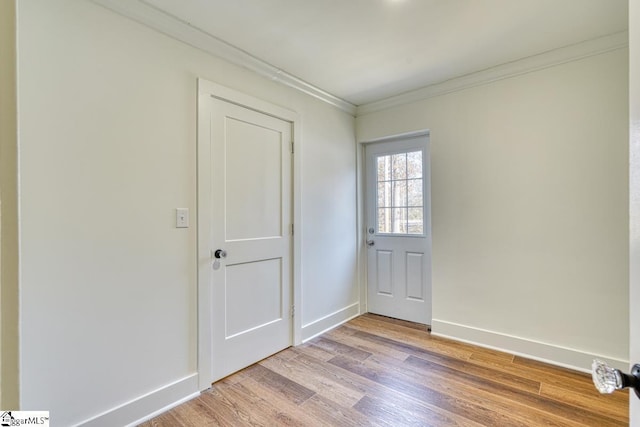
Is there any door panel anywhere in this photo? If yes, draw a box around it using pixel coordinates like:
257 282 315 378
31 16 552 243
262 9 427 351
208 97 292 382
225 117 283 240
225 258 282 338
365 135 432 325
376 250 393 294
406 252 425 300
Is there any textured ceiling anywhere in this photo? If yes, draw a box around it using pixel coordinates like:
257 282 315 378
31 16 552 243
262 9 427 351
144 0 628 105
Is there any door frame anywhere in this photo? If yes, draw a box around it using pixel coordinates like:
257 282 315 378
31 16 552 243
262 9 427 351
356 130 432 320
196 78 302 391
630 0 639 422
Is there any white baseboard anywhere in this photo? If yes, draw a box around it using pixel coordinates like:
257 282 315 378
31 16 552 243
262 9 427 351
301 303 361 342
431 319 629 373
76 373 199 427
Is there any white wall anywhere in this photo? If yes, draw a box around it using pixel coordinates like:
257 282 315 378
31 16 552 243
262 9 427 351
300 104 359 332
357 49 629 370
16 1 357 425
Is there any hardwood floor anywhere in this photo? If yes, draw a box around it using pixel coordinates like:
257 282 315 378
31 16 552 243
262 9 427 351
140 314 629 426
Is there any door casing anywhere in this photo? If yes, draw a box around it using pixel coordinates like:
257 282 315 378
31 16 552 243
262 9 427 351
196 78 302 390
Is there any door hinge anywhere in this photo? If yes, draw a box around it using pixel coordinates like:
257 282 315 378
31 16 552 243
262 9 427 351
290 223 294 235
290 141 294 154
291 305 295 318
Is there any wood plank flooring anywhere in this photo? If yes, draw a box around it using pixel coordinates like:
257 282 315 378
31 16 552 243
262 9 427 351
140 314 628 426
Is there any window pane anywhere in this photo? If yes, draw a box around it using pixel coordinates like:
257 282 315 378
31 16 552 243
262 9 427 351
408 179 423 207
378 208 390 233
407 151 422 179
377 181 391 207
392 208 407 233
392 180 407 207
392 153 407 180
377 155 390 182
375 149 425 235
408 208 423 234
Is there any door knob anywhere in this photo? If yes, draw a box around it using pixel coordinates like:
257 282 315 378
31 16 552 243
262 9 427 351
214 249 227 259
366 240 375 247
592 359 640 398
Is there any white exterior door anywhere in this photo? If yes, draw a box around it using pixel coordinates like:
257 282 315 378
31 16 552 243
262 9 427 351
198 87 293 384
365 134 432 325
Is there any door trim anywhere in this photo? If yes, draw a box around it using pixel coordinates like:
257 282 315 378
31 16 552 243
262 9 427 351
197 78 301 391
356 130 431 319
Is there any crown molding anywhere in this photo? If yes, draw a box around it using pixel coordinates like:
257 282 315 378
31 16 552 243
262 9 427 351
91 0 357 115
90 1 626 118
357 31 628 116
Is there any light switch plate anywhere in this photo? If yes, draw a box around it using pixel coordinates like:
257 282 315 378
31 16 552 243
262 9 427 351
176 208 189 228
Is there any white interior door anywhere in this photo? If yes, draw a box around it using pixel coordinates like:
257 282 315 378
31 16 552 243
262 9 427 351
365 135 432 325
200 93 293 383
